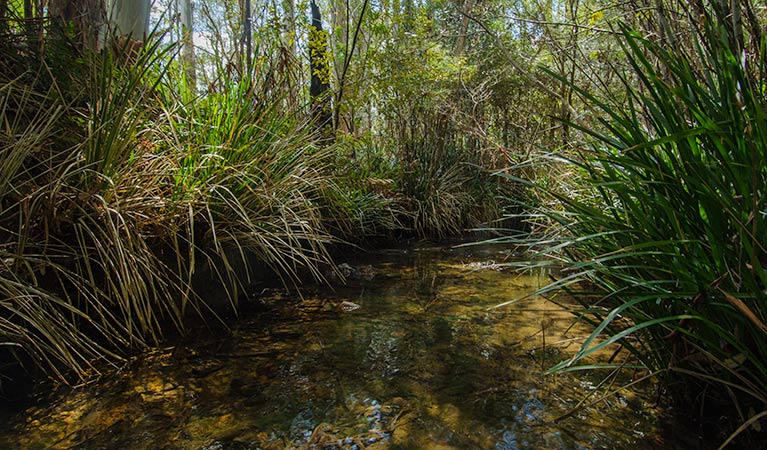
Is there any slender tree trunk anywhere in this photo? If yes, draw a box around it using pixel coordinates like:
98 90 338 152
0 0 7 35
107 0 149 41
279 0 298 108
331 0 347 85
24 0 32 32
741 0 762 58
49 0 105 51
180 0 196 90
713 0 743 56
24 0 32 20
331 0 345 128
333 0 368 132
389 0 399 34
454 0 474 56
282 0 296 52
243 0 252 74
560 0 580 143
402 0 413 30
728 0 743 57
6 0 33 43
309 0 332 132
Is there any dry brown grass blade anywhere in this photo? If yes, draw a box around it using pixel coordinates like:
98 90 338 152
717 409 767 450
718 288 767 335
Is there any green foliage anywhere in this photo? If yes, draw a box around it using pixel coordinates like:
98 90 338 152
320 141 405 238
0 79 114 379
0 34 339 381
308 24 332 88
503 8 767 445
158 70 340 286
0 42 207 380
0 0 528 385
365 19 512 238
82 37 175 179
400 138 505 239
0 21 424 382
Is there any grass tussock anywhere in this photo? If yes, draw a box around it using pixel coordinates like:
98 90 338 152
499 5 767 446
0 35 341 382
398 132 511 239
0 14 513 383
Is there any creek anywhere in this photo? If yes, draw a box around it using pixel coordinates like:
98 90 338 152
1 243 687 449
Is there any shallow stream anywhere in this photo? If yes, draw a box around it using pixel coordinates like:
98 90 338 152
1 244 685 449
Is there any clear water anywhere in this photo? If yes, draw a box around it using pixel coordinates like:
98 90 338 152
0 244 680 449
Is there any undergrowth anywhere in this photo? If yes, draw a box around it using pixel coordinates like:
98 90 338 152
499 4 767 447
0 18 509 384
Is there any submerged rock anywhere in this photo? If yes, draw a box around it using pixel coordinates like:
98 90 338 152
465 260 504 271
330 263 379 281
338 263 355 278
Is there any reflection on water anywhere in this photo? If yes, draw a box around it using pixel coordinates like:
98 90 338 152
1 244 678 449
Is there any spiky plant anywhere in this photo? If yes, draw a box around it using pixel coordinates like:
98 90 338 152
498 5 767 447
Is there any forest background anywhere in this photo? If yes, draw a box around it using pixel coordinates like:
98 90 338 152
1 0 766 447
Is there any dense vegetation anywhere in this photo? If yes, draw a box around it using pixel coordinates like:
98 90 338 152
1 0 766 446
501 2 767 447
1 0 517 384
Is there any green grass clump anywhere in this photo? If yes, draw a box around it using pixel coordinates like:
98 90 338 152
0 32 344 381
502 9 767 447
318 141 406 239
399 137 509 239
156 71 340 287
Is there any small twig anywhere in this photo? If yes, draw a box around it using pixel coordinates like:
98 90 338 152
541 319 546 372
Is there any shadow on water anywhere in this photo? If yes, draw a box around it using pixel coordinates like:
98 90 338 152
0 244 701 449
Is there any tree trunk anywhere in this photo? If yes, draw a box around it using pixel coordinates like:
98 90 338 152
560 0 580 143
333 0 368 132
282 0 296 54
107 0 149 41
741 0 762 59
402 0 414 30
24 0 32 40
309 0 332 131
389 0 399 34
180 0 196 90
0 0 6 35
243 0 252 74
728 0 743 57
279 0 298 108
49 0 105 51
713 0 743 56
454 0 474 56
331 0 347 86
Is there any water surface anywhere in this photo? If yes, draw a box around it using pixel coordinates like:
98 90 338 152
1 244 680 449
